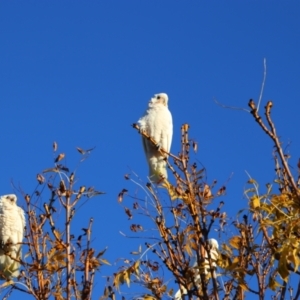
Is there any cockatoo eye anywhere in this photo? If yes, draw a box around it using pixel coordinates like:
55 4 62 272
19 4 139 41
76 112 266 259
156 96 161 99
6 196 14 203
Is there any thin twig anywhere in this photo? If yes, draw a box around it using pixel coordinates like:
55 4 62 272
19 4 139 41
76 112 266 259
294 278 300 299
132 123 180 161
249 100 300 198
257 58 267 112
66 190 71 300
213 98 250 113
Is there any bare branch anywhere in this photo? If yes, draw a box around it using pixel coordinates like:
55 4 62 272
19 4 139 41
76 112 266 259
257 58 267 112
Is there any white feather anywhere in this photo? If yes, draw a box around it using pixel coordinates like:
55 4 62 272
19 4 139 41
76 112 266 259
0 194 25 279
137 93 173 182
174 238 219 300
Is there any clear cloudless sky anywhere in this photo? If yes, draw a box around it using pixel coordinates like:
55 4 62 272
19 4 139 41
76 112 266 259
1 1 300 299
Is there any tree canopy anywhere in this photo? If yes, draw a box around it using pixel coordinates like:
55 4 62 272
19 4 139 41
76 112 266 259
1 99 299 300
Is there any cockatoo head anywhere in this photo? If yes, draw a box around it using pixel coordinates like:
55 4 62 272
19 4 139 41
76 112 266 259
149 93 169 107
0 194 17 206
208 238 219 250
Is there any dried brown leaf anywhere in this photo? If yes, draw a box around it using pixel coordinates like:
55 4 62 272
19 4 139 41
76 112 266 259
25 194 30 203
99 258 111 265
59 180 66 194
96 247 108 258
125 207 133 219
43 167 59 173
53 141 58 152
192 141 198 152
203 184 212 199
36 173 45 184
217 186 226 196
130 224 143 232
76 147 85 154
57 164 69 172
69 172 74 183
54 153 65 163
118 189 128 203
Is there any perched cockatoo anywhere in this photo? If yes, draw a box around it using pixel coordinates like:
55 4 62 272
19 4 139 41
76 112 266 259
174 238 219 300
0 194 25 279
137 93 173 182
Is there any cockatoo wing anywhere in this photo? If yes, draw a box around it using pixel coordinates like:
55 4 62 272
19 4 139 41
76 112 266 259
152 107 172 153
0 194 25 279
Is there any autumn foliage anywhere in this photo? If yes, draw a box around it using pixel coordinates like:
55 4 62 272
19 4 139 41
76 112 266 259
1 99 300 300
108 100 300 300
0 145 106 299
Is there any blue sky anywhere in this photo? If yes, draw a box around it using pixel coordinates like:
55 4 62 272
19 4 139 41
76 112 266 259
1 1 300 299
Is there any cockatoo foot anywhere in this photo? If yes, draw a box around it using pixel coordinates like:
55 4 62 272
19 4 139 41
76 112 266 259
155 141 163 151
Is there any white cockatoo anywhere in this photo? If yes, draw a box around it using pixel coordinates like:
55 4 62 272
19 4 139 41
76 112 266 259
0 194 25 279
174 238 219 300
137 93 173 182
